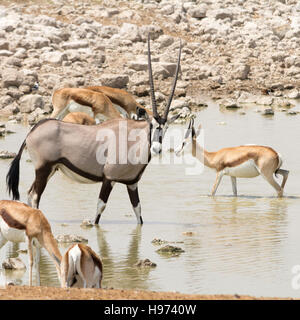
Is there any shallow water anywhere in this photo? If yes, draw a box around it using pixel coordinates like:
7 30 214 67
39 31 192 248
1 99 300 298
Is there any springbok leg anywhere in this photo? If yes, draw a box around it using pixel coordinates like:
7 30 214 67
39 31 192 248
276 169 289 190
261 171 283 197
27 237 34 286
94 179 114 224
127 183 143 224
211 171 224 196
231 176 237 196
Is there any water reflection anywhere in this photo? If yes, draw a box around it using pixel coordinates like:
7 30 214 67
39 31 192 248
1 100 300 297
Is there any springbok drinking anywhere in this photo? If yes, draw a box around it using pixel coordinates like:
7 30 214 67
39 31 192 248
6 34 182 224
51 86 152 121
60 243 103 288
176 119 289 197
62 112 96 125
50 87 123 121
0 200 61 286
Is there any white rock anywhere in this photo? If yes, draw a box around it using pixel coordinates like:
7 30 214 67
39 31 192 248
41 51 67 66
119 23 141 42
19 94 44 113
100 74 129 88
1 68 24 88
61 40 89 50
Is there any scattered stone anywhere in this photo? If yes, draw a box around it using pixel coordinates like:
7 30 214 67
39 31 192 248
156 245 185 256
134 259 157 268
55 234 88 243
2 257 26 270
80 219 94 228
287 110 298 115
182 231 196 236
262 108 274 116
0 151 16 159
152 238 168 245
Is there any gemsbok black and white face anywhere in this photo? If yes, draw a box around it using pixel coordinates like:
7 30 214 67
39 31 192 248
147 34 182 156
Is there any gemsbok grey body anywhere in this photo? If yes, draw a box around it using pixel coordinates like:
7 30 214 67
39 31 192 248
176 119 289 197
6 34 182 225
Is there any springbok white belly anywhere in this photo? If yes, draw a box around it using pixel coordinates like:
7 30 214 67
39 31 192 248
223 159 260 178
57 164 98 184
0 217 25 243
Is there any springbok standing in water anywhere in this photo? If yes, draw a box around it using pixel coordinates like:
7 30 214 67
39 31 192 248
0 200 61 286
176 119 289 197
6 34 182 225
60 243 103 288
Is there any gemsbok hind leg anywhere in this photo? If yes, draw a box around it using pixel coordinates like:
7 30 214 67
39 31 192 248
28 165 54 208
94 178 114 225
127 183 143 224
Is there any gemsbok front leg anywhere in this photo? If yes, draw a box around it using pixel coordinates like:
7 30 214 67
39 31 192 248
127 183 143 224
94 178 115 225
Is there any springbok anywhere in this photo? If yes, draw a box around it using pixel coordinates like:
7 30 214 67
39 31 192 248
62 112 96 125
176 119 289 197
6 34 182 225
50 87 123 121
0 200 61 286
84 86 153 119
60 243 103 288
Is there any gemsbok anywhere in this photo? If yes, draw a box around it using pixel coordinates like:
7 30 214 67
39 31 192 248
62 112 96 125
50 87 123 121
0 200 62 286
6 34 182 225
60 243 103 288
176 119 289 197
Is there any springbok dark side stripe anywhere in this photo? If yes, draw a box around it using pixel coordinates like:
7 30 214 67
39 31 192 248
0 209 26 230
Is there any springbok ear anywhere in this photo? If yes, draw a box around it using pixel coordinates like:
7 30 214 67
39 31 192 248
136 106 150 122
167 113 180 124
136 106 146 117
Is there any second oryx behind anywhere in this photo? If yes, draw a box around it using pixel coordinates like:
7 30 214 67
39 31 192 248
6 34 182 225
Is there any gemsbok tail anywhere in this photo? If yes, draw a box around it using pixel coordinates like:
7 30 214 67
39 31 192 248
6 140 26 200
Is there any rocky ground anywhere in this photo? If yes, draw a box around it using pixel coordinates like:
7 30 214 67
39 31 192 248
0 0 299 124
0 285 295 300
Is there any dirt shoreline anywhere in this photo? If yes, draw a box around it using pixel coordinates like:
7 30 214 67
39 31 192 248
0 285 294 300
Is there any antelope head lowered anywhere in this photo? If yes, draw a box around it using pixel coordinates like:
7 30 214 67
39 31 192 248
6 34 182 225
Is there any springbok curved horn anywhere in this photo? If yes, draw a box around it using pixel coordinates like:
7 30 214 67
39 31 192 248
147 33 159 120
163 40 182 122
